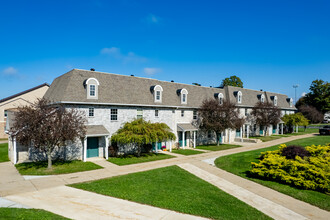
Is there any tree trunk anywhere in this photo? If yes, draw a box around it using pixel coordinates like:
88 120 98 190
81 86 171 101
264 127 267 136
137 144 141 157
47 147 52 169
217 133 220 146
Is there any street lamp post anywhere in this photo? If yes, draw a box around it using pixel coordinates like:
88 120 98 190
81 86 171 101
293 84 299 105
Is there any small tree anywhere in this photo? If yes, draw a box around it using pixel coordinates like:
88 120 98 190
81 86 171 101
282 113 309 133
251 101 281 136
111 119 175 156
198 99 244 145
11 98 86 169
221 75 243 88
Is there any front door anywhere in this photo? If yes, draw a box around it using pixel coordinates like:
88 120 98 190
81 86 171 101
87 137 99 158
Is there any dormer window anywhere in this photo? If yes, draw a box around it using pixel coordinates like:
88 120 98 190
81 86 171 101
153 85 163 103
274 96 278 106
218 93 224 105
86 78 100 99
180 89 188 104
260 94 265 103
289 98 293 107
237 91 242 104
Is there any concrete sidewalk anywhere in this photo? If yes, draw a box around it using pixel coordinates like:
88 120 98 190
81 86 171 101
6 186 207 220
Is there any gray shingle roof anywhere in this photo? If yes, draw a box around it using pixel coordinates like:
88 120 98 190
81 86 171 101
86 125 109 136
44 69 296 110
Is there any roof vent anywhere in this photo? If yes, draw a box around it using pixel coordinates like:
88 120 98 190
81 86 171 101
260 89 263 91
131 74 134 76
90 68 95 71
210 86 212 88
171 80 174 82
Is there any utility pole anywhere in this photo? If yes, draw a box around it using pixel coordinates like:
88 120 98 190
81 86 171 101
293 84 299 105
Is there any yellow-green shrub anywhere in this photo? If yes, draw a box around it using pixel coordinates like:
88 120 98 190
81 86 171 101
250 144 330 193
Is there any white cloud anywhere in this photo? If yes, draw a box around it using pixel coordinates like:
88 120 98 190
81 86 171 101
101 47 147 63
145 14 161 24
144 67 161 76
3 67 18 75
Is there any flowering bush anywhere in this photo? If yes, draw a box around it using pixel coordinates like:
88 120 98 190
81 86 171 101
161 146 166 149
250 144 330 193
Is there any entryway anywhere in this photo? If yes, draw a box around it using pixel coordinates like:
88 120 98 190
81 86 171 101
87 137 99 158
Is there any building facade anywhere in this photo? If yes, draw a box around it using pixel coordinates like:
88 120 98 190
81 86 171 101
7 69 296 163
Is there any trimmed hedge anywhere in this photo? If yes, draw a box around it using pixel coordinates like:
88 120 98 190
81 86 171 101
250 144 330 193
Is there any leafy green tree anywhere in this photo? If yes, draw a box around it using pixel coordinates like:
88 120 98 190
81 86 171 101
304 79 330 114
111 119 175 156
221 75 243 88
198 99 244 145
282 113 309 133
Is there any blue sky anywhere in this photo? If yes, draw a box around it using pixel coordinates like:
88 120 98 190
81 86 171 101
1 0 329 102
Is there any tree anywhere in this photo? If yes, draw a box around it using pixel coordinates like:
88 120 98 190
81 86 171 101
282 113 309 133
197 99 244 145
304 79 330 114
11 98 86 169
251 101 281 136
221 75 243 88
111 118 175 156
298 105 324 124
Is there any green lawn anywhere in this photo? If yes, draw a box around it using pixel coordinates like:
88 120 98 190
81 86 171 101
215 136 330 211
0 143 9 163
196 144 242 151
15 160 103 175
171 149 204 155
250 127 319 142
108 152 174 166
0 208 69 219
71 166 270 220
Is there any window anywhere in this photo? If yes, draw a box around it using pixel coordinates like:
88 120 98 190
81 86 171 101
4 110 8 118
237 91 242 103
289 98 293 107
153 85 163 103
137 109 143 119
86 78 99 99
218 93 223 105
155 109 159 117
110 109 118 121
89 85 96 97
193 110 197 120
180 88 188 104
260 94 265 103
245 108 248 116
181 110 184 117
88 108 94 117
274 96 278 106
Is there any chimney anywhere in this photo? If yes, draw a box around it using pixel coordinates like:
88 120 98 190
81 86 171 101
131 74 134 76
171 80 174 82
90 68 95 71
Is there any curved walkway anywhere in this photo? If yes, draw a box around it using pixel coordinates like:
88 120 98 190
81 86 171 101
2 133 330 219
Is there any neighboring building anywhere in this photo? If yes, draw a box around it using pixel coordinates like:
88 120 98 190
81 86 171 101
0 83 49 139
6 69 295 163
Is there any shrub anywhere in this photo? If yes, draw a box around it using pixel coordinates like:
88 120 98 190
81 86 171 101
250 144 330 193
281 145 310 159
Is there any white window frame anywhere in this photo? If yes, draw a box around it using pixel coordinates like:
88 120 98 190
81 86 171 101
237 91 242 104
274 96 278 106
260 94 265 103
137 109 143 119
110 109 118 121
155 109 159 117
154 85 163 103
289 98 293 107
89 84 96 97
4 110 8 118
86 78 100 99
218 93 223 105
180 88 188 104
181 110 184 117
193 110 197 120
88 107 94 117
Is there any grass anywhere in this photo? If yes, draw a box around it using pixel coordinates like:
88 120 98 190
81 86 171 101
215 136 330 211
250 127 319 142
196 144 242 151
0 143 9 163
108 152 175 166
15 160 103 175
0 208 69 219
171 149 204 155
71 166 270 220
